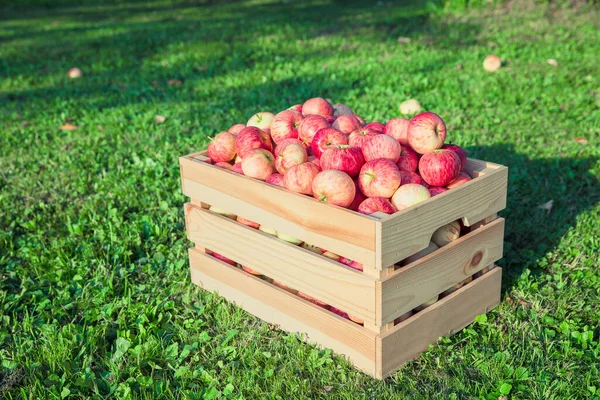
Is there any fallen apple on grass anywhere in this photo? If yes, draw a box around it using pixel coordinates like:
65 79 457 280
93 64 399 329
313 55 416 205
407 112 447 154
391 183 431 211
271 110 304 144
241 148 275 180
208 131 237 163
284 162 320 195
419 149 461 187
362 134 402 163
359 159 402 198
483 55 502 72
431 220 461 247
312 170 355 208
399 99 422 115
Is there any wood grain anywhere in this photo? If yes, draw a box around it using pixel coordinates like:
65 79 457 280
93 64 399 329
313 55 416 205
376 267 502 378
189 248 377 375
377 218 504 325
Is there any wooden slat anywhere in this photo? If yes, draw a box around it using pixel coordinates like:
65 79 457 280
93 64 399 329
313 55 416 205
180 156 377 269
376 267 501 378
377 164 507 268
185 203 377 325
463 158 502 177
377 218 504 325
189 248 377 376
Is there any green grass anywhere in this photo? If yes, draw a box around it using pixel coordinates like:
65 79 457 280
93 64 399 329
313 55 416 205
1 0 599 398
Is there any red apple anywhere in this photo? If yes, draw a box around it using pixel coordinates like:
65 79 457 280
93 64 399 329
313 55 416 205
396 146 420 172
284 162 320 195
237 216 260 229
273 280 298 295
362 134 402 163
298 115 330 147
332 114 362 134
307 155 321 169
288 104 303 113
274 138 304 157
270 110 304 145
266 173 284 187
302 97 334 118
275 143 308 174
364 121 385 133
348 179 367 211
357 197 396 215
419 149 461 187
483 55 501 71
231 162 244 174
324 115 335 124
340 257 363 272
228 124 246 135
312 170 355 208
358 159 402 198
394 311 414 325
446 172 472 189
241 148 275 180
330 306 350 320
384 118 410 145
442 144 467 170
407 112 447 154
68 67 83 78
297 292 330 309
332 103 353 118
348 127 379 150
311 128 348 159
320 145 365 178
428 186 448 196
247 111 275 134
391 183 431 211
208 131 237 163
214 162 233 170
399 170 423 185
241 265 262 276
431 220 461 247
235 126 272 158
213 252 236 266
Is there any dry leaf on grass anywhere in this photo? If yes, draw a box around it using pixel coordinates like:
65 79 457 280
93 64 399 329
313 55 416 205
60 123 78 131
155 115 167 124
168 79 183 86
323 386 334 392
397 37 411 44
538 200 553 214
574 137 588 144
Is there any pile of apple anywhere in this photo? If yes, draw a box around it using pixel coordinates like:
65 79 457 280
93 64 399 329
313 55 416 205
207 97 471 215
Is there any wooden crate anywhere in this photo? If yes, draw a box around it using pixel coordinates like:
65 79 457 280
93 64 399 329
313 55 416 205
180 150 508 379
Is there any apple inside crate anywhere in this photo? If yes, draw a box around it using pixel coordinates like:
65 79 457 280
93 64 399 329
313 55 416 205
180 150 507 379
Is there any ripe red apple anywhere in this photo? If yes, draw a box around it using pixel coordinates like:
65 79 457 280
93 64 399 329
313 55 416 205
297 292 329 309
241 265 262 276
284 162 320 195
349 179 366 211
332 103 353 118
208 131 237 163
274 138 304 157
483 55 501 71
231 162 244 174
394 310 414 325
348 127 379 150
312 170 355 208
432 220 461 247
399 99 422 115
396 146 420 172
419 149 461 187
442 144 467 170
340 256 363 272
364 122 385 133
391 183 431 211
428 186 448 196
298 115 330 147
332 114 362 134
362 134 402 163
384 118 410 145
407 112 447 154
241 148 275 180
302 97 334 118
357 197 396 215
330 306 350 320
311 128 348 159
68 67 83 78
265 173 285 187
235 126 272 158
320 145 365 178
270 110 304 145
275 143 308 174
214 162 233 170
213 252 236 266
446 172 472 189
399 170 423 185
288 104 303 113
228 124 246 135
237 216 260 229
307 155 321 169
358 159 402 198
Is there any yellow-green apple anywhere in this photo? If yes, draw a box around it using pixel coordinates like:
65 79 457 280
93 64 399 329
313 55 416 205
414 295 438 312
271 110 304 144
235 126 272 157
394 310 414 325
407 112 447 154
362 134 402 163
241 265 262 276
259 226 277 236
332 103 353 118
237 216 260 229
265 173 285 187
432 220 461 247
357 197 396 215
213 252 236 266
231 162 243 174
384 118 410 145
391 183 431 211
275 143 308 174
274 138 304 157
234 154 242 163
446 172 472 189
311 128 348 158
399 99 422 115
276 232 303 245
241 148 275 180
284 162 320 195
483 55 501 71
273 280 298 295
68 67 82 78
307 155 321 169
288 104 303 113
396 146 419 172
403 241 438 265
302 97 334 118
297 292 330 309
428 186 448 196
332 114 362 134
228 123 246 135
340 256 363 272
364 121 385 133
247 111 275 134
312 170 355 208
399 170 423 185
298 115 330 147
209 206 237 220
349 179 367 211
330 306 350 320
300 242 323 255
418 149 461 186
214 162 233 170
322 250 341 262
358 159 402 198
442 144 467 170
320 145 364 178
348 127 379 150
208 131 237 163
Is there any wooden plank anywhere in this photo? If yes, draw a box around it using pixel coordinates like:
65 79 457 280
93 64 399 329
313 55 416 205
463 158 502 178
378 218 504 325
189 248 377 376
185 203 377 325
378 164 507 268
376 267 502 378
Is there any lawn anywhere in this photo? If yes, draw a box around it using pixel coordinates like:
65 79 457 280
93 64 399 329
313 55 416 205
1 0 599 398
